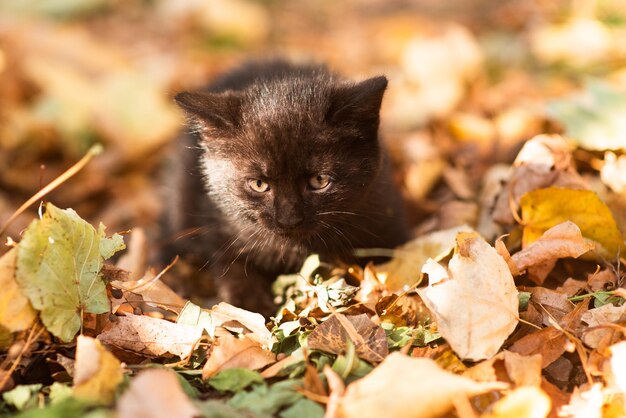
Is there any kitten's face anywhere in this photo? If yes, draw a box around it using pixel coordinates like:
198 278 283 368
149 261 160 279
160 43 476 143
176 74 387 254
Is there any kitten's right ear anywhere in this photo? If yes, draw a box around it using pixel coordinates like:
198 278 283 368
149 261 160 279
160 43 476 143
175 91 242 131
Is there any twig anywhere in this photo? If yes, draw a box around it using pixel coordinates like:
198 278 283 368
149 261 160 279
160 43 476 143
0 323 45 390
0 144 103 237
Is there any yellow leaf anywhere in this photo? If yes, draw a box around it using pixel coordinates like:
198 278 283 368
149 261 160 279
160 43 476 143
73 335 123 404
0 249 36 332
520 187 624 258
482 386 551 418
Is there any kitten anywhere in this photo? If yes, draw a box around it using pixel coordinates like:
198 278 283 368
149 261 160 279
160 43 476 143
167 60 408 316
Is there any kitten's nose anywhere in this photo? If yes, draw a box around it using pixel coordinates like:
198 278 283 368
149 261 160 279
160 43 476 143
275 202 304 229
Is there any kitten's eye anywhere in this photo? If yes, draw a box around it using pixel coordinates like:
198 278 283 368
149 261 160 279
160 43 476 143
247 178 270 193
309 174 331 190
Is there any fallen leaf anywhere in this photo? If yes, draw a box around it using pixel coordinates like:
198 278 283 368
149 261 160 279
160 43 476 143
481 386 551 418
526 287 575 327
203 333 275 379
281 398 325 418
177 300 213 332
465 351 542 388
581 304 626 348
307 313 388 364
520 187 624 258
228 378 303 416
508 327 568 368
97 314 202 359
208 368 263 392
15 203 125 342
511 221 594 284
0 249 36 332
112 270 186 314
377 225 473 291
417 232 519 360
492 134 586 225
116 368 199 418
337 352 507 418
73 335 123 404
1 384 42 411
208 302 274 349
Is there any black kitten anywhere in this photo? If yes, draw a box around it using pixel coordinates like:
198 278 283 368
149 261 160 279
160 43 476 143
167 61 408 315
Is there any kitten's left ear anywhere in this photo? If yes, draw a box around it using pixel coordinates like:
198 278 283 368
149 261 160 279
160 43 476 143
174 91 242 131
327 76 388 124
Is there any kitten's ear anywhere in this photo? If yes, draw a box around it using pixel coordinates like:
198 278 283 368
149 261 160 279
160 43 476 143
175 91 242 131
327 76 388 124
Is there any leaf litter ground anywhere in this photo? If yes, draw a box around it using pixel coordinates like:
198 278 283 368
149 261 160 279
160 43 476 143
3 2 626 418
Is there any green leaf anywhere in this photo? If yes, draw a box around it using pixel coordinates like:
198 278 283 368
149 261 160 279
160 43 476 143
518 292 532 311
14 398 96 418
208 368 263 392
196 400 270 418
279 399 324 418
15 203 125 342
547 80 626 151
228 380 303 415
2 384 42 411
48 383 72 405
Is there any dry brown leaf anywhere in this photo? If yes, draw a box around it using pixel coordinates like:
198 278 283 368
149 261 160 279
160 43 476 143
556 278 587 297
208 302 274 349
303 363 327 397
202 333 275 379
307 313 388 364
587 268 617 292
417 232 519 360
492 134 586 225
97 314 202 359
111 271 187 314
337 352 507 418
116 368 199 418
0 249 36 332
526 287 575 327
508 327 569 368
581 304 626 349
464 351 542 388
502 351 543 387
260 352 303 379
73 335 123 404
511 221 594 284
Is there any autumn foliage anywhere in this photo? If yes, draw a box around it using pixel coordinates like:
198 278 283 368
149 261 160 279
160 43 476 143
3 1 626 418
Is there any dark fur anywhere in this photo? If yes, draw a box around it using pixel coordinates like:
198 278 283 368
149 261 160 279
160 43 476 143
166 61 408 315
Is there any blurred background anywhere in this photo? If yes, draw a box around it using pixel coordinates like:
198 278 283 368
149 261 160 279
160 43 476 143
2 0 626 253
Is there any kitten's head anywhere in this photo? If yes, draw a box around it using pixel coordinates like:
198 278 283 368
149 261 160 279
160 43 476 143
175 71 387 254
